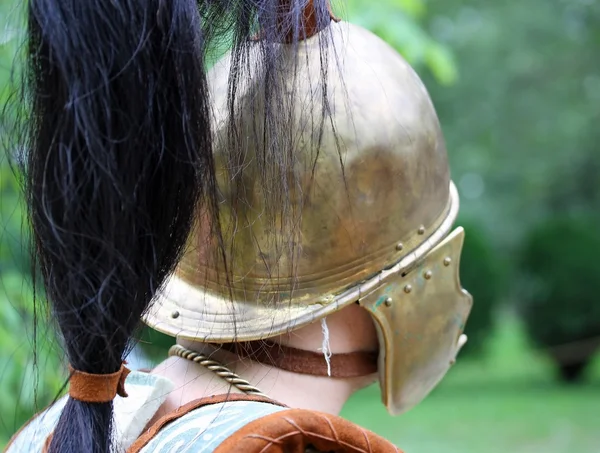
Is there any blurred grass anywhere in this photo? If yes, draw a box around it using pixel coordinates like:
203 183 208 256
342 312 600 453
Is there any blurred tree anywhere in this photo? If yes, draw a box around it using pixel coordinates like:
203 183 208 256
345 0 457 85
519 216 600 382
420 0 600 252
0 3 66 445
416 1 600 367
456 218 505 356
0 165 65 445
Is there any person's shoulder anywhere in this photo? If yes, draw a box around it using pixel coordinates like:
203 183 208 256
131 394 287 453
132 396 402 453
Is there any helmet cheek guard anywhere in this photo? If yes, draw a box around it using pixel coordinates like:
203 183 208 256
359 225 472 415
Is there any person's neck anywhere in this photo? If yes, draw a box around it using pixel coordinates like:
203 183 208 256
151 304 379 416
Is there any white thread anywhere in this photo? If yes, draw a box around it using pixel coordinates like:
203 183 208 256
320 318 332 377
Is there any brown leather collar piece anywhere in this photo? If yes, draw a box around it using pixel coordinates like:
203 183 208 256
219 341 378 378
68 363 131 403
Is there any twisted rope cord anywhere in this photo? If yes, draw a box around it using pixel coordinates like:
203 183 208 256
168 344 268 398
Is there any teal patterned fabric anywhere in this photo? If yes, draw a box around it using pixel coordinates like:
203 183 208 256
139 400 285 452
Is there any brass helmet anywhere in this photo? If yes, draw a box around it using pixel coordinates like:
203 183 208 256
144 22 472 415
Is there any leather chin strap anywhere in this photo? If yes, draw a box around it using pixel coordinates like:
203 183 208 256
218 341 378 378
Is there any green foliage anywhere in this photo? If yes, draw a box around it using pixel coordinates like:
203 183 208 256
0 168 65 447
344 0 457 84
457 218 505 356
137 327 174 364
519 216 600 349
418 0 600 362
0 2 65 445
421 0 600 253
0 272 66 447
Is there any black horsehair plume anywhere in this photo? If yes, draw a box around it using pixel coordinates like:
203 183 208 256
1 0 338 452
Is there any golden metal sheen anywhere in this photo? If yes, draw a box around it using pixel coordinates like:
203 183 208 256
144 22 472 415
359 228 472 415
146 22 456 340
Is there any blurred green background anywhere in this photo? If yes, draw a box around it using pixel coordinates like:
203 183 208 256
1 0 600 451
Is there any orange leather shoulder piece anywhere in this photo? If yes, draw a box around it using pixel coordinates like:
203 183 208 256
213 408 403 453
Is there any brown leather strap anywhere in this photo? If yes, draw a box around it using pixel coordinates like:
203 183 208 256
68 363 131 403
252 0 341 42
41 433 53 453
127 393 287 453
219 341 378 378
213 408 402 453
280 0 341 42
